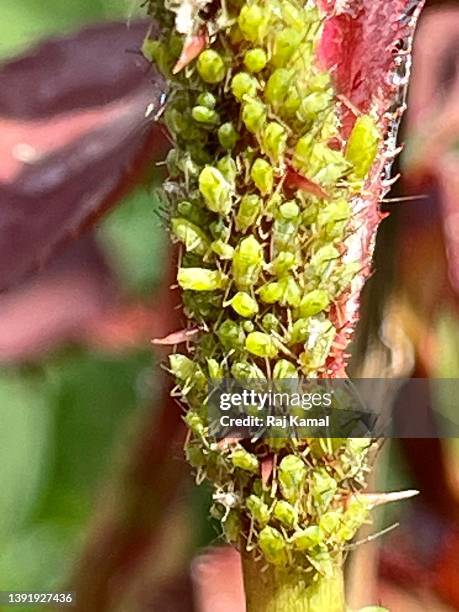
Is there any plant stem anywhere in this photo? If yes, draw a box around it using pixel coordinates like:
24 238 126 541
242 555 346 612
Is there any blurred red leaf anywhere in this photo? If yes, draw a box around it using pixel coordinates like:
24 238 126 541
0 21 168 291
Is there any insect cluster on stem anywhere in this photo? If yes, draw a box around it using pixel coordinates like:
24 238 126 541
145 0 381 578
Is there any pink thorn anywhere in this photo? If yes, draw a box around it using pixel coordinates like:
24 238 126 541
173 30 207 74
152 326 200 345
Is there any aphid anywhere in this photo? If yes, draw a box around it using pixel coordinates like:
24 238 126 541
191 105 219 125
258 526 288 566
242 99 267 134
229 291 259 318
310 468 338 511
231 361 266 381
232 236 264 290
346 114 381 180
245 331 278 358
278 455 306 503
298 91 333 122
247 494 270 526
259 281 282 304
262 122 287 163
237 3 270 43
231 72 258 101
272 28 302 67
278 276 301 308
177 267 226 291
211 239 234 259
264 69 293 111
235 194 262 232
273 500 298 528
291 525 322 551
251 158 274 195
196 91 216 109
299 289 330 317
169 354 196 381
171 218 210 255
222 510 242 543
197 49 226 83
231 448 259 473
217 319 246 350
217 155 237 185
243 48 267 73
218 122 239 149
199 166 233 215
272 359 297 379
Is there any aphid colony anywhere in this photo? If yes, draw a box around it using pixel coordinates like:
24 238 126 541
146 0 379 574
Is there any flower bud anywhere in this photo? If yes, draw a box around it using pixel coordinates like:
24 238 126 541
192 105 219 125
196 91 217 109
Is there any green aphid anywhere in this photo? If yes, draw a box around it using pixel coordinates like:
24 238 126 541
278 201 300 220
292 134 314 170
169 354 195 381
230 291 259 318
197 49 226 84
298 91 333 122
279 276 302 308
281 1 307 31
171 218 210 255
207 358 224 380
319 510 343 536
246 494 270 526
177 267 226 291
272 28 302 67
299 289 330 317
191 105 219 125
210 219 231 242
231 72 258 101
211 239 235 260
199 166 232 215
185 410 205 435
291 525 322 551
289 318 309 344
308 550 335 578
245 332 278 358
271 251 297 277
282 85 301 117
308 143 350 187
273 218 299 254
231 360 266 381
218 122 239 149
346 115 380 180
143 39 171 74
310 245 340 276
196 91 216 109
242 99 267 134
264 68 293 111
185 444 206 468
232 235 264 290
273 500 298 528
262 122 287 163
217 320 246 351
223 510 242 543
262 313 280 332
259 281 282 304
217 155 237 185
258 526 288 566
251 158 274 195
273 359 298 379
317 199 351 239
311 468 338 511
338 497 370 541
238 3 271 43
231 448 259 473
308 72 331 92
278 454 307 503
300 319 336 372
244 48 267 73
235 194 262 232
